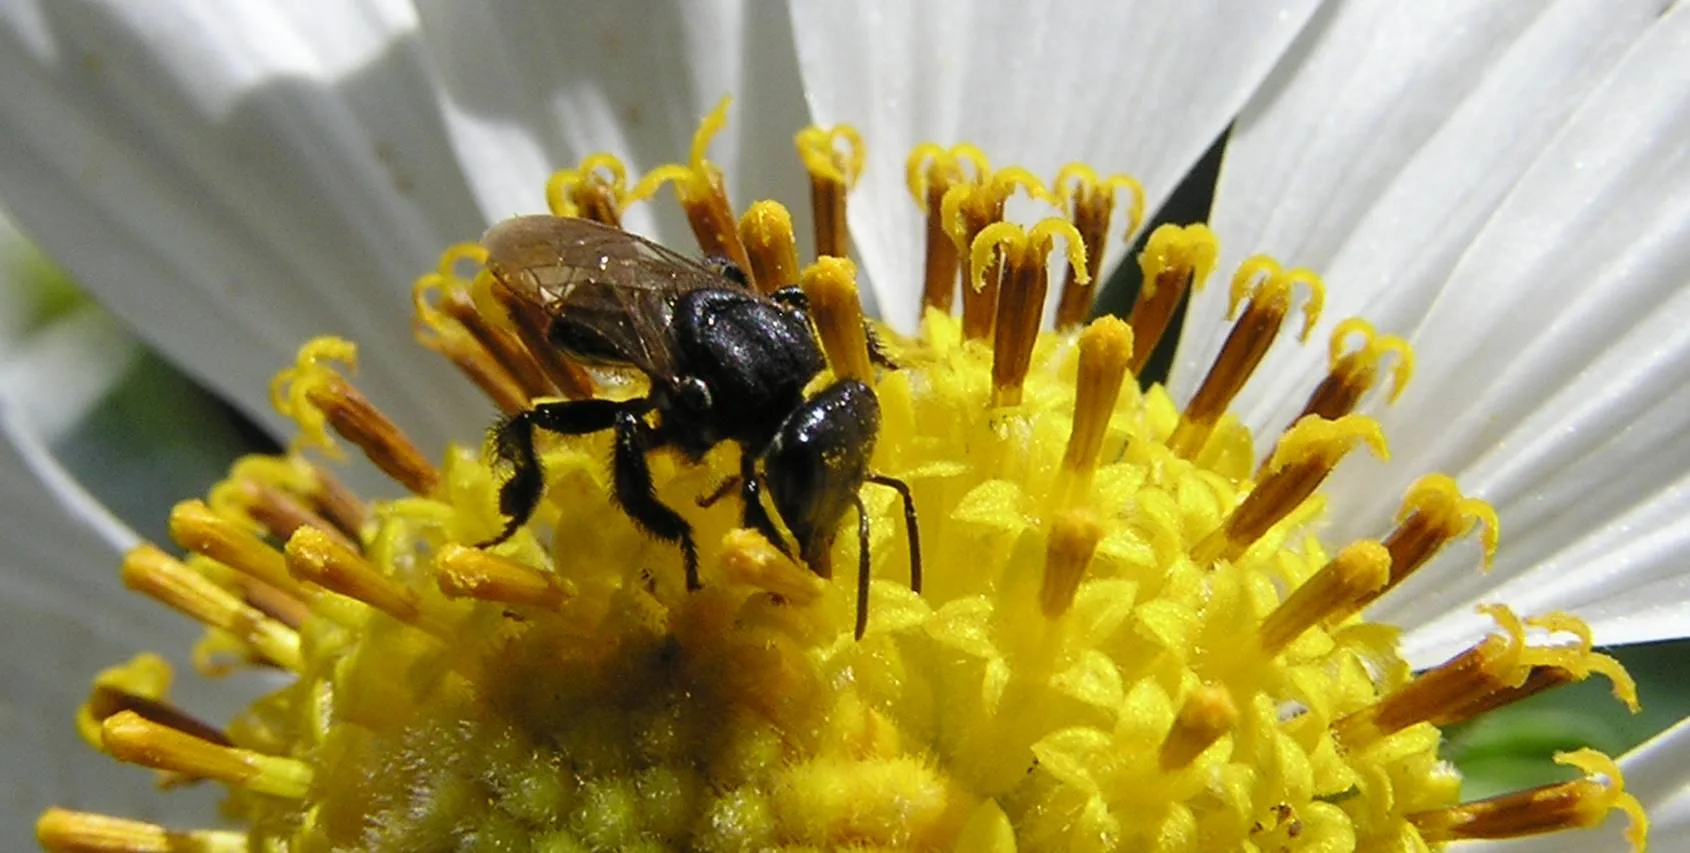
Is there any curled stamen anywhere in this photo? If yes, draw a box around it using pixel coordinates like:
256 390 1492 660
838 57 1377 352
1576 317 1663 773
1128 224 1218 373
907 144 988 312
270 338 441 495
1191 415 1387 566
100 711 313 799
545 153 631 225
1059 316 1134 500
121 545 302 672
1170 259 1326 459
971 218 1088 406
37 808 247 853
795 124 864 259
944 167 1060 340
1052 163 1145 328
1409 750 1646 851
285 527 452 637
738 200 801 294
1040 510 1103 619
436 543 572 610
800 257 873 384
629 96 751 272
1158 684 1236 770
1338 474 1500 619
412 245 549 412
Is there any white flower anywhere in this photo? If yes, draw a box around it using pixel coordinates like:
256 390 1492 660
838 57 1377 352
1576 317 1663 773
1 1 1686 848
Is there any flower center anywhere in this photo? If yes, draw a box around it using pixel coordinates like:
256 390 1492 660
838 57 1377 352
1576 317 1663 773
42 97 1647 853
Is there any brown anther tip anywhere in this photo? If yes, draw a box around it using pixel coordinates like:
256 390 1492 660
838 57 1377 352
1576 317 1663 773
1039 510 1104 620
1259 541 1390 655
436 544 569 610
738 200 800 294
100 711 312 799
800 257 873 384
1159 684 1236 769
306 380 441 496
1409 751 1645 849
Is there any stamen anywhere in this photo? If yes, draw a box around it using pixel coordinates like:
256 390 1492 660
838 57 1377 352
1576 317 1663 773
1170 258 1325 459
795 124 864 259
1300 318 1413 421
80 655 231 752
1052 163 1145 329
719 528 827 607
1039 510 1103 619
1338 474 1500 619
944 167 1059 340
170 500 313 602
100 711 313 799
285 527 452 636
484 278 597 401
971 218 1088 406
1158 684 1237 769
1409 750 1646 851
738 200 801 294
37 809 246 853
545 153 631 225
1192 415 1386 566
270 338 440 495
121 545 302 672
435 543 572 610
800 257 873 384
1336 606 1638 750
413 246 548 412
1258 541 1390 656
629 96 751 273
906 143 988 312
1058 316 1134 499
1127 224 1218 374
221 476 360 555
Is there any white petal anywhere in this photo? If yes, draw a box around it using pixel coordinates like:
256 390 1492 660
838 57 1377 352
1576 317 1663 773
0 0 494 460
1180 0 1670 425
410 1 812 248
790 0 1324 331
1462 715 1690 852
1323 6 1690 663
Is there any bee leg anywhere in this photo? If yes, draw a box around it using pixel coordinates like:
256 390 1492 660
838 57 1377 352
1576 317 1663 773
735 451 795 561
851 493 871 640
867 474 922 594
696 475 742 508
481 398 642 547
610 410 701 591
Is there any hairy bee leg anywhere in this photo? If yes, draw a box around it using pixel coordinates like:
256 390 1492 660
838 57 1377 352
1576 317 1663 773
867 473 922 594
852 493 871 640
736 452 794 561
480 398 634 547
696 475 742 508
610 410 701 591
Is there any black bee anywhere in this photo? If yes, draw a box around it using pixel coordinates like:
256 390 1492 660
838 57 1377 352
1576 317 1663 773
479 216 920 638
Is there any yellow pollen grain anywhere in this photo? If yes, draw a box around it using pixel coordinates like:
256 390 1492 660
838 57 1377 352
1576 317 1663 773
435 543 572 610
738 200 801 294
1129 223 1218 373
1158 684 1237 770
100 711 313 800
121 545 302 672
1259 541 1390 656
799 257 872 384
1039 509 1104 619
37 808 248 853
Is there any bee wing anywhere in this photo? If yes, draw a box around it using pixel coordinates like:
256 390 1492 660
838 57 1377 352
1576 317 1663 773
482 216 732 379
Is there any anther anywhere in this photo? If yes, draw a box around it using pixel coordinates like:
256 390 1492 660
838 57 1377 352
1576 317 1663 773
795 124 864 259
413 248 548 412
545 153 631 225
121 544 302 671
972 218 1088 406
1258 541 1390 656
1408 750 1646 851
1059 316 1134 500
1128 224 1218 374
800 257 873 384
80 654 231 755
944 167 1059 340
37 809 247 853
1335 606 1638 749
1040 510 1104 619
1299 317 1413 421
485 278 596 401
1337 474 1499 619
906 143 988 312
629 96 751 273
270 338 441 495
1192 415 1387 566
1170 258 1325 459
224 477 361 555
1052 164 1145 329
285 526 451 636
170 499 312 601
738 200 801 294
100 710 313 799
1158 684 1237 770
435 543 572 610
